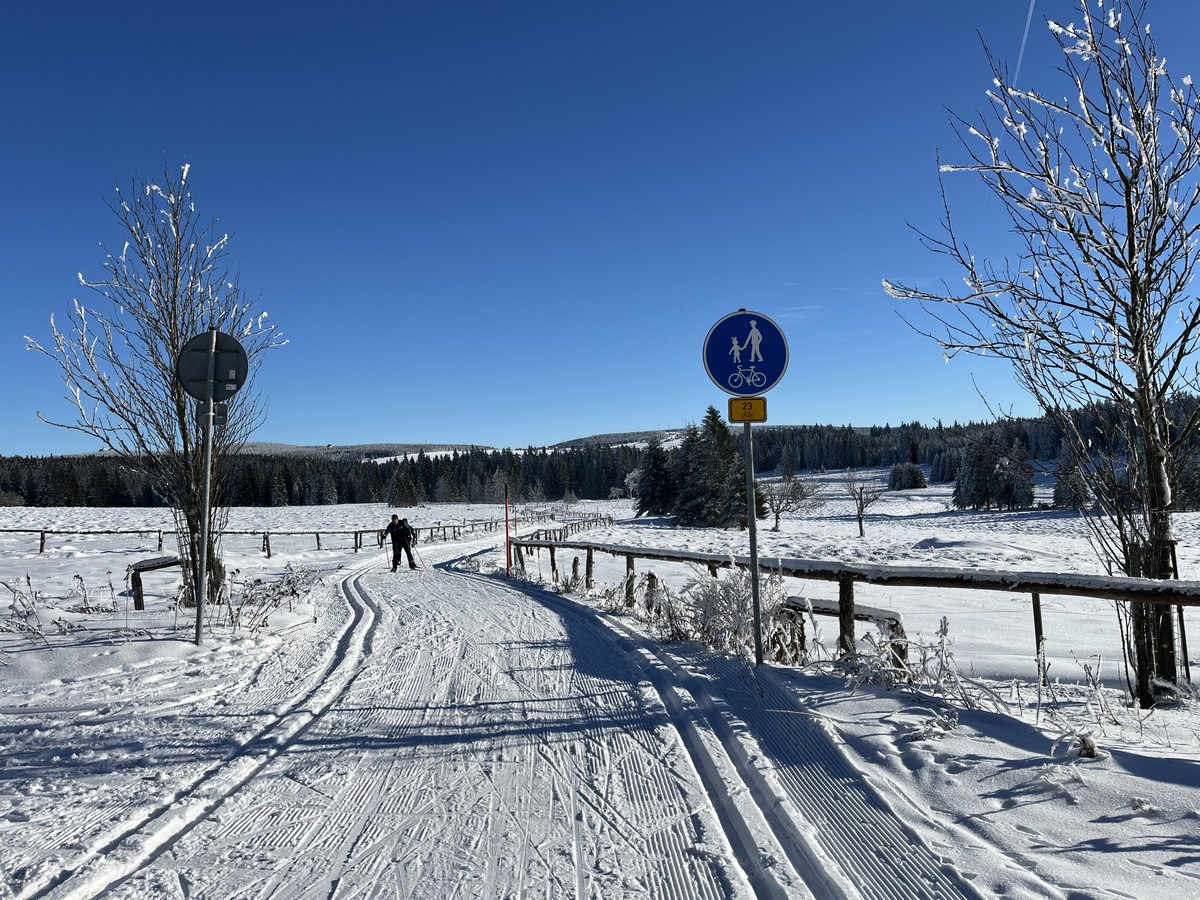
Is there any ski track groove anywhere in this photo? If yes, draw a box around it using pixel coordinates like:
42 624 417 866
25 556 384 900
596 605 980 900
27 541 987 899
491 594 728 899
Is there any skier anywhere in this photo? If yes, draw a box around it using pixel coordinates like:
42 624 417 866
385 514 417 571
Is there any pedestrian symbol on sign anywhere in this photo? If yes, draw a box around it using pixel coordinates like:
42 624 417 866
702 310 788 397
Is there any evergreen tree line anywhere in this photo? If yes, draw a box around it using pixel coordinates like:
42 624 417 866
749 418 1063 475
8 402 1200 515
0 445 641 508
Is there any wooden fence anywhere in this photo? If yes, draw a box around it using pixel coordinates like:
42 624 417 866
508 537 1200 671
0 510 557 560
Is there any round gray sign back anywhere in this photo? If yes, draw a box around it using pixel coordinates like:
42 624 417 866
176 330 249 402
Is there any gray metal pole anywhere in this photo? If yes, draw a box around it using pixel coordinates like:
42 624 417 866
744 422 763 667
194 328 217 646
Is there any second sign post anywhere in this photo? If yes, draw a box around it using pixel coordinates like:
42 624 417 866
702 309 789 666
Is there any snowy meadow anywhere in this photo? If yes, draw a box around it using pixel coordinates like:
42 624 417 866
3 473 1200 897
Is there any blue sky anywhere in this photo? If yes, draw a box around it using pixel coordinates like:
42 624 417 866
4 1 1199 456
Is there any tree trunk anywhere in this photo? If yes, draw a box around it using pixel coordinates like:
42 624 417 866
1127 522 1177 707
179 505 225 607
837 574 856 656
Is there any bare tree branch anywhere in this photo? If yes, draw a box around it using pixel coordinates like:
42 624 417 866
885 0 1200 704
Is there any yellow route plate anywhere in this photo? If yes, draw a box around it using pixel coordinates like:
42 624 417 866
728 397 767 423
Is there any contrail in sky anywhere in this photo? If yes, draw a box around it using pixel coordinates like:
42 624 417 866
1013 0 1037 86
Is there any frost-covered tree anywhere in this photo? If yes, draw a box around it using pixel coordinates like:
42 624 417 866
884 0 1200 704
888 462 928 490
952 442 990 510
759 474 825 531
633 436 676 517
1054 459 1090 510
705 407 746 528
26 164 283 607
953 433 1034 510
930 449 961 483
844 469 884 537
387 470 421 507
670 408 763 528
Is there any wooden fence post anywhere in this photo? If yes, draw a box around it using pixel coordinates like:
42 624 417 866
549 546 558 582
131 570 145 611
262 533 272 559
39 531 46 554
315 533 321 550
625 555 636 607
157 531 164 551
585 548 594 591
838 573 856 656
572 556 580 587
887 618 908 669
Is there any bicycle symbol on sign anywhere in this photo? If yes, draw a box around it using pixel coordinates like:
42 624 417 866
728 366 767 389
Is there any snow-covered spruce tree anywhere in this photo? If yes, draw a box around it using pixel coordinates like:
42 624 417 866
704 406 745 527
884 0 1200 705
1053 458 1090 510
26 164 283 606
930 449 961 483
888 461 928 490
670 424 710 526
670 408 765 528
952 442 990 510
633 435 677 517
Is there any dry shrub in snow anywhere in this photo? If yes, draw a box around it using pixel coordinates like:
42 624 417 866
673 567 798 661
2 576 49 649
217 564 321 635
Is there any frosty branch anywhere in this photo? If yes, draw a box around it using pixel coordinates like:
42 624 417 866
883 0 1200 705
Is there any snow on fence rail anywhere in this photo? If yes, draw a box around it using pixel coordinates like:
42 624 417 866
508 537 1200 669
521 515 614 544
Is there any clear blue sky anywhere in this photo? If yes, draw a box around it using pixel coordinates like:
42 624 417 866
4 1 1199 456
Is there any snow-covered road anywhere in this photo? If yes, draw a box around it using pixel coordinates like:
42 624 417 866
7 536 1019 898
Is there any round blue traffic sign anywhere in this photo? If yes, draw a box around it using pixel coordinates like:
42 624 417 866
703 309 789 396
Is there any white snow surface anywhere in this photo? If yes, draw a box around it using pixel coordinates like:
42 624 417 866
1 478 1200 898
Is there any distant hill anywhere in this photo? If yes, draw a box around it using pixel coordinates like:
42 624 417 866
240 441 491 460
550 429 684 450
240 433 686 458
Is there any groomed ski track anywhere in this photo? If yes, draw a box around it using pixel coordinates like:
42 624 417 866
37 539 987 899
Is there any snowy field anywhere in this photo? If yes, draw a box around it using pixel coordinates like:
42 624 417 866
2 476 1200 898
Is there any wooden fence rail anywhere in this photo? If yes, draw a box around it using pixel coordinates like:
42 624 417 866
508 537 1200 670
0 511 557 559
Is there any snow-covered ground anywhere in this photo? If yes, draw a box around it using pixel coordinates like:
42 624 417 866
2 479 1199 898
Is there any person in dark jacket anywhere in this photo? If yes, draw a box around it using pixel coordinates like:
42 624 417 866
385 514 417 571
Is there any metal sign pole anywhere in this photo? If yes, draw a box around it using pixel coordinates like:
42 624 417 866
703 309 787 670
744 422 763 667
195 328 217 646
505 485 512 577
